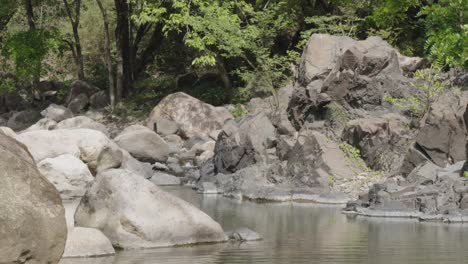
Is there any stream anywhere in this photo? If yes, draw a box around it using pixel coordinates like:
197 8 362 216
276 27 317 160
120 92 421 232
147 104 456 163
62 186 468 264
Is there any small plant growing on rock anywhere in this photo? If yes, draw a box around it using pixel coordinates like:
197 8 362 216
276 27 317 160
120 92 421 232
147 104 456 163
464 171 468 178
329 175 336 187
231 104 248 118
325 102 350 129
339 143 383 178
384 67 445 120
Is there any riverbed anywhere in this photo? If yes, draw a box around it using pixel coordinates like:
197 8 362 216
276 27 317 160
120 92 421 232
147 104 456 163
62 186 468 264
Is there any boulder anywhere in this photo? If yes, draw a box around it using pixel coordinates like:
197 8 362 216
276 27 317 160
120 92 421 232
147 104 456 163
150 171 181 186
56 116 109 136
247 85 296 136
0 133 67 264
288 34 414 129
41 104 74 122
90 91 109 109
342 113 413 171
114 127 171 162
0 126 16 138
75 169 226 248
287 130 362 188
153 116 180 136
37 154 94 200
7 110 41 131
68 93 89 114
226 228 262 241
17 129 123 173
23 118 58 132
398 55 426 73
409 92 468 168
147 92 232 138
2 92 28 113
120 150 153 179
66 80 100 104
62 227 115 258
213 112 276 174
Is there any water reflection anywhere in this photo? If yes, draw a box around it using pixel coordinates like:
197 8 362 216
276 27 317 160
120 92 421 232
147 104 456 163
63 186 468 264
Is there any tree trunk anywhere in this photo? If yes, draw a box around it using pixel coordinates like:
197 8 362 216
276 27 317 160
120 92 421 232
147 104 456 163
23 0 40 94
96 0 116 107
24 0 36 30
133 24 164 80
63 0 85 80
114 0 132 98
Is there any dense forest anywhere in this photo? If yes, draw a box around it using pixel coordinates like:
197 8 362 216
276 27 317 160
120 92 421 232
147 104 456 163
0 0 466 110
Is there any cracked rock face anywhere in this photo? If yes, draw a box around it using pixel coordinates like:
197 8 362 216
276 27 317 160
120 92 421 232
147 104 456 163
74 169 226 249
401 91 468 175
288 34 414 130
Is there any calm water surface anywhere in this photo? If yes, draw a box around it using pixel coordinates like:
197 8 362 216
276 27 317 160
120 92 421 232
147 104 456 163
62 186 468 264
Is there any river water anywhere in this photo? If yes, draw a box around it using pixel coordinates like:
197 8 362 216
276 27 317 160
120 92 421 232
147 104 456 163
62 186 468 264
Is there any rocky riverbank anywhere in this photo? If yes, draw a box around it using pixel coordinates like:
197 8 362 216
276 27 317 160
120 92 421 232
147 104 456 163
1 33 467 263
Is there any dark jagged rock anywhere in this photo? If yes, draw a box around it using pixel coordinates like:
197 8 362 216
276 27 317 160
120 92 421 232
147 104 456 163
344 161 468 222
412 92 467 167
7 110 41 131
342 113 414 172
213 112 276 174
288 34 415 130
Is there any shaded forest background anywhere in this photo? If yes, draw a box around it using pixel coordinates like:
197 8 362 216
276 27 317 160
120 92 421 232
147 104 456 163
0 0 466 111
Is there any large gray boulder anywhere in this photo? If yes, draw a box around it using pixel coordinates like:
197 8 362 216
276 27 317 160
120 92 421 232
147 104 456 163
62 227 115 258
288 34 413 129
247 85 296 135
147 92 232 138
150 171 181 186
75 169 226 248
408 92 468 169
68 94 89 114
56 116 109 136
286 130 363 188
120 150 153 179
17 129 123 173
114 125 171 162
41 104 74 122
7 110 41 131
342 113 413 172
37 154 94 200
90 91 109 109
66 80 99 105
22 118 58 132
0 126 16 138
0 133 67 263
213 112 276 174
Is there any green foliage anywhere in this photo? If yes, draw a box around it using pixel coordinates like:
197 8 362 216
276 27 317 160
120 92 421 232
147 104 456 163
339 143 362 162
328 174 336 187
299 15 363 48
137 0 298 98
419 0 467 68
384 67 445 119
231 104 248 118
339 142 381 177
2 29 61 84
0 75 15 95
464 171 468 178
